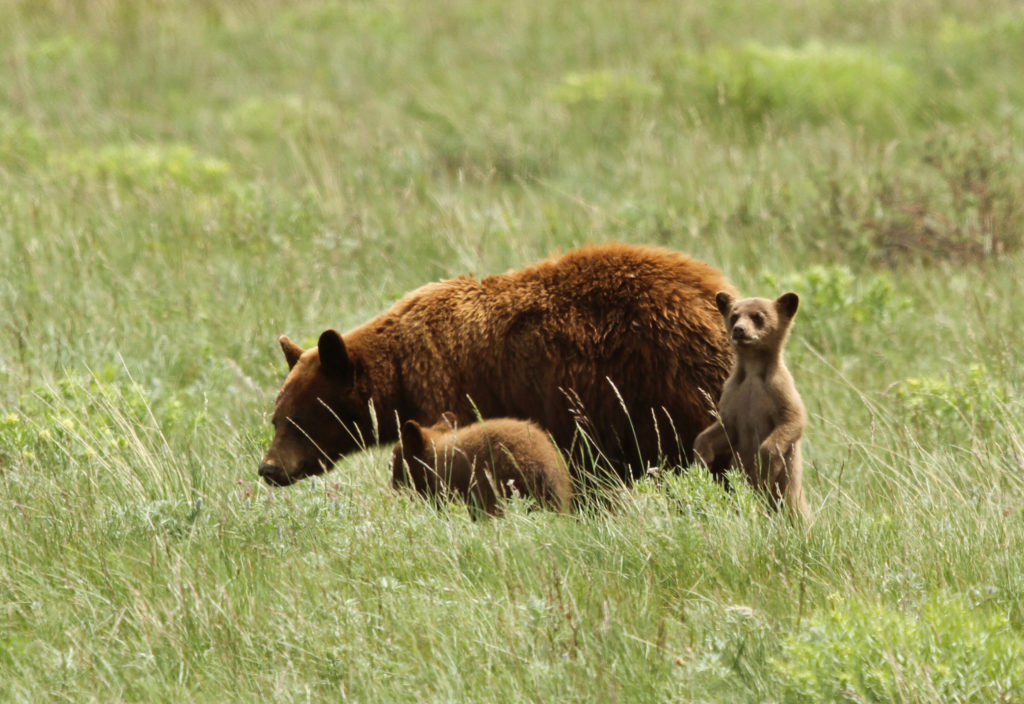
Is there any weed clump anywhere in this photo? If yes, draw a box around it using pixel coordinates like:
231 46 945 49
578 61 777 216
771 592 1024 702
670 42 918 132
52 143 231 192
890 364 1009 447
761 266 908 354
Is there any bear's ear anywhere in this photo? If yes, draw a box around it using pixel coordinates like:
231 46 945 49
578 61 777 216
438 411 458 430
279 335 304 370
399 420 425 457
775 292 800 319
715 291 735 318
317 329 354 386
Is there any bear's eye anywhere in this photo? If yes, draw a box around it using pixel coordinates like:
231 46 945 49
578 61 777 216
729 313 739 326
750 313 764 327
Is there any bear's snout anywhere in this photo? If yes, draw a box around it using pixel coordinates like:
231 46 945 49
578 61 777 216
258 462 291 486
731 326 750 342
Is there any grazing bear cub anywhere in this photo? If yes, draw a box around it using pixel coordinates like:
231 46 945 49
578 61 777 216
693 292 809 517
391 413 572 516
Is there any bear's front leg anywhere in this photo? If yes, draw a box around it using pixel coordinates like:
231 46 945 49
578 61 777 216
758 437 808 518
694 421 730 471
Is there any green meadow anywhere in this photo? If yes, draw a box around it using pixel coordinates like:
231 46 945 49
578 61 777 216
2 1 1024 700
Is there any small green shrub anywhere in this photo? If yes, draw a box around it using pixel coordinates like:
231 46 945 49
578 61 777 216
890 364 1009 446
26 33 116 69
675 42 918 131
763 266 907 325
761 265 909 353
772 592 1024 702
0 112 45 169
0 370 208 500
51 143 232 192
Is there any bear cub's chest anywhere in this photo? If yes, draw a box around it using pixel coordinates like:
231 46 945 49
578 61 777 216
720 376 776 454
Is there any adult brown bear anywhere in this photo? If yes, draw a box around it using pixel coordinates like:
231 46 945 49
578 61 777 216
258 243 735 486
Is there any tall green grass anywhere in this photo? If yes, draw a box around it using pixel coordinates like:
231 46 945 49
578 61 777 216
2 0 1024 700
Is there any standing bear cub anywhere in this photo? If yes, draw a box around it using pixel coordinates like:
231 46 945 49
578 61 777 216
391 413 572 516
693 291 809 517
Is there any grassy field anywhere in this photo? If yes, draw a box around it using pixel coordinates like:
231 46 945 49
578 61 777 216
2 0 1024 700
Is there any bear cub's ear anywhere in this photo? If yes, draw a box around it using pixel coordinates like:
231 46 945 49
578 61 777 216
715 291 735 318
400 420 426 458
775 292 800 319
438 411 459 430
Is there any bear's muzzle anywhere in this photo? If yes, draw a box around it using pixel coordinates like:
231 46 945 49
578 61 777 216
258 463 293 486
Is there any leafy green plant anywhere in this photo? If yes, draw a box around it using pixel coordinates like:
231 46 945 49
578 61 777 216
675 42 918 131
763 266 907 325
772 592 1024 702
890 364 1009 446
0 370 206 501
761 265 909 355
0 111 45 169
51 143 231 192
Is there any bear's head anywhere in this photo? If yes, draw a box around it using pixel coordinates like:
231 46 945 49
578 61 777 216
258 330 375 486
390 412 458 493
715 291 799 354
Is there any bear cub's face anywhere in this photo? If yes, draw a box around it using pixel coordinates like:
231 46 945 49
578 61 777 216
716 291 799 353
390 412 457 493
258 330 374 486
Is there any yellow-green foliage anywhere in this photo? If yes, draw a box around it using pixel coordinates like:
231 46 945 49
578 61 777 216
891 365 1009 445
760 266 909 357
0 112 45 168
51 143 231 192
772 592 1024 702
763 266 907 325
680 42 918 130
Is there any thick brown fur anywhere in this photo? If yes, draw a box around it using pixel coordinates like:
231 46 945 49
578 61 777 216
391 413 571 516
258 243 735 486
693 291 809 517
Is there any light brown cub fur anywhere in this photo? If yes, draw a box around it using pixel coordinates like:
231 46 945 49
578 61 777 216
693 292 809 517
391 413 572 517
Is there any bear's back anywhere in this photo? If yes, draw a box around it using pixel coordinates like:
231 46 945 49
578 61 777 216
353 243 735 480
